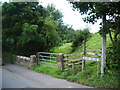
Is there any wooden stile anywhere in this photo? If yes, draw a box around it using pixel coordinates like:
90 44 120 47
63 57 82 61
38 52 58 55
64 52 83 57
39 59 57 62
86 49 102 52
86 52 101 56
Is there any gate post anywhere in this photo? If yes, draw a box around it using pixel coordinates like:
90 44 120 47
57 53 64 70
36 52 39 64
83 40 86 55
101 15 106 76
29 55 37 67
83 40 86 67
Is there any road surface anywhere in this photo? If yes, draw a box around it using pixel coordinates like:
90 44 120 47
2 64 92 88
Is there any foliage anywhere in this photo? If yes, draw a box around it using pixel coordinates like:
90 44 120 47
17 23 46 55
72 28 91 52
70 2 120 42
2 2 47 56
106 35 120 70
56 23 76 43
46 4 63 22
2 2 76 57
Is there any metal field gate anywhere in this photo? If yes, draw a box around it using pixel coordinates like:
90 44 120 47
37 52 58 68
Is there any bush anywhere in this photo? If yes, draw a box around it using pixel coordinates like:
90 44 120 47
106 36 120 70
72 28 91 52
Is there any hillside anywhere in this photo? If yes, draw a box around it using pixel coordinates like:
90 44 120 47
51 33 112 54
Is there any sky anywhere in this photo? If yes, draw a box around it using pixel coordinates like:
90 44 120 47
39 0 102 33
1 0 102 33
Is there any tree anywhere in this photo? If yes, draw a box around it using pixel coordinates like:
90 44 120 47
41 16 62 50
2 2 62 56
46 4 63 22
2 2 42 53
70 2 120 72
72 28 91 52
70 2 120 42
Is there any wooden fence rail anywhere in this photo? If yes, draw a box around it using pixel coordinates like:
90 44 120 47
64 52 83 57
86 52 101 56
37 49 102 71
37 52 58 68
36 40 104 76
86 49 102 52
37 52 58 55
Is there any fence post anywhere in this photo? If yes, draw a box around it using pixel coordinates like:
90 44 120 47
0 58 2 66
101 15 106 76
57 53 64 70
101 35 106 76
83 40 86 55
36 52 39 64
29 55 37 68
72 63 75 69
82 59 84 72
83 40 86 67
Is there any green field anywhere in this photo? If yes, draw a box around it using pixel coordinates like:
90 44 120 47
50 43 72 54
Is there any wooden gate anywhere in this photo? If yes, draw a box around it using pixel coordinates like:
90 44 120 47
63 52 83 71
82 49 102 76
37 52 58 68
36 40 102 74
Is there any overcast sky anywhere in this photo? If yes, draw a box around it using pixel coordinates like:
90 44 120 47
40 0 102 33
2 0 102 33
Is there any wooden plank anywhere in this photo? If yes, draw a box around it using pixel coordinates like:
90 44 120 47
64 62 82 66
69 60 82 63
39 55 56 59
38 52 58 55
64 69 68 71
63 57 82 61
86 52 101 56
86 49 102 52
82 56 100 61
64 64 81 68
67 64 72 67
64 52 83 57
39 59 57 62
74 62 82 64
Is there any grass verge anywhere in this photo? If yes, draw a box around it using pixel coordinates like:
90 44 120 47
31 63 119 88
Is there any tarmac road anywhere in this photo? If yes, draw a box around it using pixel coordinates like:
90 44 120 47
2 64 92 88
